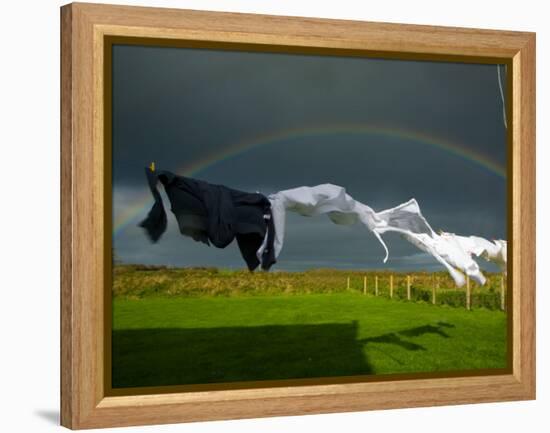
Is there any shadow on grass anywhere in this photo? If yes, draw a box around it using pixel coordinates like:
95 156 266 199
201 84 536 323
113 321 371 388
399 322 455 338
360 333 427 351
358 322 456 352
112 321 457 388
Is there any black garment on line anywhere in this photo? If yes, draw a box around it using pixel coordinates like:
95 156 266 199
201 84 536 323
139 168 276 271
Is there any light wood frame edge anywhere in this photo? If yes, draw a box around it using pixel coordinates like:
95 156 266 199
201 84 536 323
60 2 536 429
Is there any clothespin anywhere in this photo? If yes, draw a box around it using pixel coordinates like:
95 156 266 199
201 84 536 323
149 161 155 172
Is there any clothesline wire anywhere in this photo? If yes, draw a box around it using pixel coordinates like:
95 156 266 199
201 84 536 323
497 64 507 129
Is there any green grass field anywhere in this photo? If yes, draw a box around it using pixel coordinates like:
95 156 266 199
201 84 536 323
112 292 508 388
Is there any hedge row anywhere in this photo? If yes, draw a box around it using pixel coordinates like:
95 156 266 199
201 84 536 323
112 265 506 310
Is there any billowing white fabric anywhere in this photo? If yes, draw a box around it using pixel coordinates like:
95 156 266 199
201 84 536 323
265 184 384 257
373 200 486 286
442 233 507 272
256 184 502 287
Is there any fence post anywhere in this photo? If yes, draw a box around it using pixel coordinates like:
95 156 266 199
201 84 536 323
500 274 505 311
390 275 393 299
375 276 378 296
466 275 471 310
363 276 367 295
432 275 437 305
407 275 411 300
347 276 350 291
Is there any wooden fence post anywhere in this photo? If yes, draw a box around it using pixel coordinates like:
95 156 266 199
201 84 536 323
347 276 350 291
390 275 394 299
500 274 505 311
432 275 437 305
466 275 471 310
406 275 411 301
363 276 367 295
375 276 378 296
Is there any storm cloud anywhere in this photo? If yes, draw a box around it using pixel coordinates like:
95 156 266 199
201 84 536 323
111 44 507 272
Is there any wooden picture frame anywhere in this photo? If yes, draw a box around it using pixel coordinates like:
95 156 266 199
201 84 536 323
60 2 535 429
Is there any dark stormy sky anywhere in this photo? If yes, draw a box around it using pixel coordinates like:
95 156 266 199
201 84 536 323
111 44 507 272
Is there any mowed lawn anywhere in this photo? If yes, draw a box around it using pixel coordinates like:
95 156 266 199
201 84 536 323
112 293 508 388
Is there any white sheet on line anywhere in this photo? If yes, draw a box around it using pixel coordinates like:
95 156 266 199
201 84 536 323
441 233 507 272
256 184 506 287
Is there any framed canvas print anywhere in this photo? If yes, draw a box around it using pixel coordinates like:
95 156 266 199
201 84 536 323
60 2 536 430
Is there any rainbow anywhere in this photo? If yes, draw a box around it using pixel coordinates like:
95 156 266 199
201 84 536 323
113 123 506 238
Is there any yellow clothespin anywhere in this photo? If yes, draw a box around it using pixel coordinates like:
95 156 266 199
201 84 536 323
149 161 155 172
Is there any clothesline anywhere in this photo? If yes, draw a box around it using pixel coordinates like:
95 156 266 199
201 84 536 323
139 169 506 287
262 184 506 287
